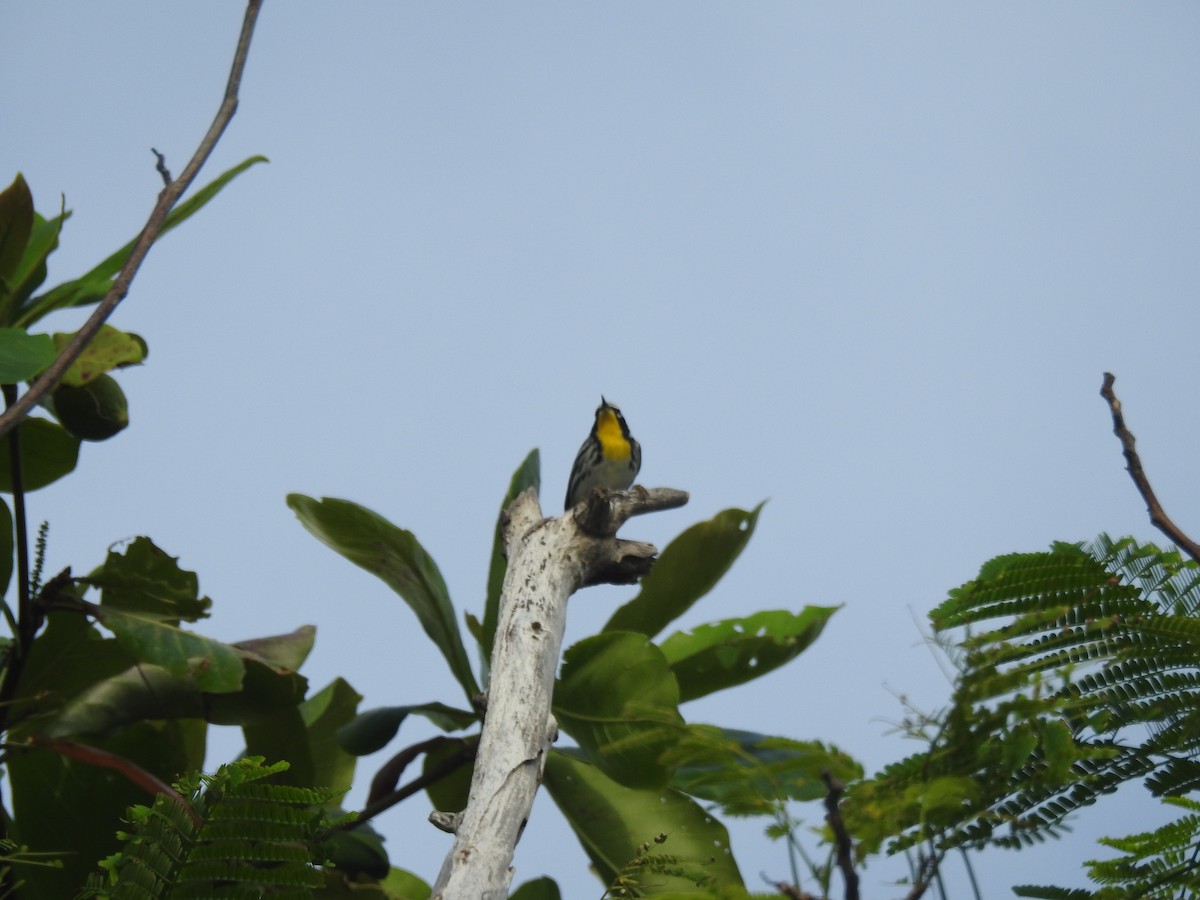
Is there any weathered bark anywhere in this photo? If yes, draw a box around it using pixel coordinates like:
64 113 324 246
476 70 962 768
430 485 687 899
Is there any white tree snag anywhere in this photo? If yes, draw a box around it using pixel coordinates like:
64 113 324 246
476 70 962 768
430 485 688 899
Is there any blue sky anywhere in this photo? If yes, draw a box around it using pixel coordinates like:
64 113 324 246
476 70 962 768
4 3 1200 895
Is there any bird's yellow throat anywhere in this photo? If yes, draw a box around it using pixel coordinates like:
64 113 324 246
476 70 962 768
595 410 631 461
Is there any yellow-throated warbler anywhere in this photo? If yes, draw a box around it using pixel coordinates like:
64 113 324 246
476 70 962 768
564 397 641 510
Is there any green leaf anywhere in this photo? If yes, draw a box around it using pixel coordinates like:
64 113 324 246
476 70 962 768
423 736 476 815
50 373 129 441
0 328 55 381
660 607 838 703
94 606 245 694
287 494 480 701
605 504 764 639
337 703 477 755
0 173 34 294
543 750 744 893
92 536 212 622
243 677 362 801
15 155 268 326
8 610 140 737
482 449 540 666
205 652 310 727
379 867 432 899
323 822 391 879
554 632 683 789
52 323 146 386
299 677 363 798
0 416 79 491
510 876 562 900
32 643 302 750
7 717 204 897
668 727 863 815
5 209 68 312
234 622 317 672
39 661 207 738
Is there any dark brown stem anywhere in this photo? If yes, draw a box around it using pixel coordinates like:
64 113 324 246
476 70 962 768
329 736 476 833
1 384 29 636
821 771 859 900
151 148 173 186
1101 373 1200 564
22 735 200 826
0 0 264 440
902 853 940 900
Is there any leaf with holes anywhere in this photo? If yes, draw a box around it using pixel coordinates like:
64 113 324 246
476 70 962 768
660 607 837 703
604 504 764 639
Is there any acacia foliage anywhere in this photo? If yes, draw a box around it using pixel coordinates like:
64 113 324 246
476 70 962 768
846 535 1200 897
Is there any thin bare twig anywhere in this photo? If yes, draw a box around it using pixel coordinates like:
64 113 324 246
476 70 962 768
0 0 264 440
328 737 476 833
902 853 940 900
821 771 859 900
1100 373 1200 564
151 148 172 185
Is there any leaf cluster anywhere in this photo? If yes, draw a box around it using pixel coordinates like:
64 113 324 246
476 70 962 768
0 160 263 465
81 757 336 899
844 535 1200 895
289 454 857 897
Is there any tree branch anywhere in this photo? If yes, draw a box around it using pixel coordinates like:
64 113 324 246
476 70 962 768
430 485 686 899
821 771 859 900
0 0 264 440
1100 373 1200 564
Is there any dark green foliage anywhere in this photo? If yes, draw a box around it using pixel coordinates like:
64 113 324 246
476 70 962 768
84 757 335 899
847 535 1200 894
295 454 841 896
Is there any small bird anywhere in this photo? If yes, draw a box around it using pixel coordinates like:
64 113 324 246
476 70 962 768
564 397 642 510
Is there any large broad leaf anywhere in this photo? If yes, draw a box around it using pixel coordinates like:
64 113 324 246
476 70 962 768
5 209 67 312
0 416 79 491
14 155 268 326
554 633 684 789
0 173 34 296
0 328 55 381
93 606 245 694
422 736 477 816
9 611 139 737
299 677 363 796
52 323 146 386
482 449 540 667
604 504 764 639
42 645 310 738
39 661 206 738
337 702 477 755
543 750 744 895
243 676 361 801
287 494 480 700
322 821 391 880
660 607 838 703
7 717 205 898
668 726 862 815
510 877 562 900
91 535 211 621
379 867 432 899
234 622 317 672
206 645 311 726
17 609 298 739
